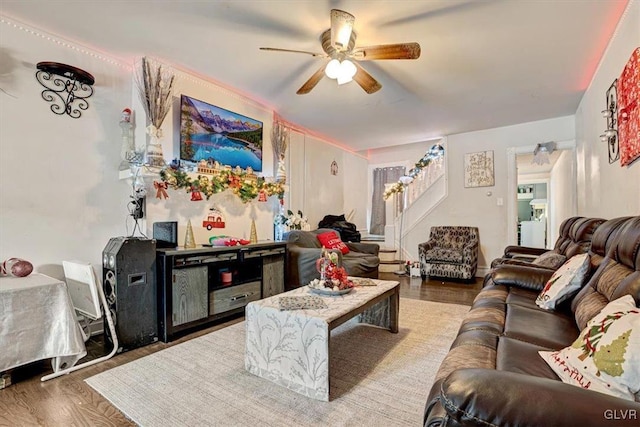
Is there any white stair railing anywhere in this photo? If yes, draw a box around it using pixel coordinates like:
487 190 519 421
405 156 445 208
383 143 447 261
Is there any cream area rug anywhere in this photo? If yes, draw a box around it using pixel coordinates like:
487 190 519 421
85 298 469 427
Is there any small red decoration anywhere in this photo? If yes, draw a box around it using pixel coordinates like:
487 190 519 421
190 187 203 201
153 180 169 199
202 207 225 230
258 189 268 202
228 176 241 189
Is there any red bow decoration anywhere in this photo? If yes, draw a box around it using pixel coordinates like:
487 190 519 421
154 181 169 199
228 176 241 188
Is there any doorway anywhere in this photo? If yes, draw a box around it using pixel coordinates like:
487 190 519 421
516 180 549 247
507 141 577 248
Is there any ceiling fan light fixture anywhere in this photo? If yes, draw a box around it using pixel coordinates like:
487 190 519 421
532 141 556 165
325 59 357 84
341 59 357 78
325 59 341 79
331 9 355 51
336 73 352 85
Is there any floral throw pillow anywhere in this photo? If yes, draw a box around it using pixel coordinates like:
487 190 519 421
535 253 590 310
531 251 567 269
317 231 350 254
539 295 640 400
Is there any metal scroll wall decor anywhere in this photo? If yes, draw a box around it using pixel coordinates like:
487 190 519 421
35 62 95 118
600 79 619 164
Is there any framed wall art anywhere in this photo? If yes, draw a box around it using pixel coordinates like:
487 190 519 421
464 150 495 188
618 47 639 166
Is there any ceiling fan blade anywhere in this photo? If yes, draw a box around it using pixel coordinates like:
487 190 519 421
330 9 355 52
352 43 421 60
352 62 381 94
260 47 325 57
296 63 327 95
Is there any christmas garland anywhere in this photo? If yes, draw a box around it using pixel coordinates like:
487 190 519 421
159 167 285 203
383 144 445 200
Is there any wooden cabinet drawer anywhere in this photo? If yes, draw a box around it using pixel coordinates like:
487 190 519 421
210 281 261 315
172 266 208 326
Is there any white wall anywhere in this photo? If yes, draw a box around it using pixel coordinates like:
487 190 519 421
287 130 306 214
303 135 345 228
0 17 369 277
141 62 279 246
575 0 640 217
0 18 132 278
401 116 575 274
342 151 369 231
549 149 577 245
286 131 368 230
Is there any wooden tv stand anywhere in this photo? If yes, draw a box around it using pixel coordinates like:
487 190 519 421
156 242 286 342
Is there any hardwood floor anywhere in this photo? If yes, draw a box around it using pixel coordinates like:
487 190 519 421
0 273 481 426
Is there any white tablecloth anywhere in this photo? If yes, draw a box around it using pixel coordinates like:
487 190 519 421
245 279 399 401
0 273 87 372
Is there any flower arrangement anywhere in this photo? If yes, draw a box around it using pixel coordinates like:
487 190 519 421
274 209 309 230
309 250 354 291
136 57 175 168
136 57 175 139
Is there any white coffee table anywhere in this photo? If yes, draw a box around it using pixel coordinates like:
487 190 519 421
245 278 399 401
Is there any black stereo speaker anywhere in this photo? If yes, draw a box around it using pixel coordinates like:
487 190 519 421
153 221 178 248
102 237 158 352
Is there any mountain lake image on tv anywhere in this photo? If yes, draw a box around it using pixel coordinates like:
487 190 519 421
180 95 263 171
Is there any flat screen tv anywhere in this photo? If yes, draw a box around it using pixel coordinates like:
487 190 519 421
180 95 263 172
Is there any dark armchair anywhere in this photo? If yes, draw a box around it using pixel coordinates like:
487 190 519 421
285 228 379 290
418 226 479 280
490 216 606 269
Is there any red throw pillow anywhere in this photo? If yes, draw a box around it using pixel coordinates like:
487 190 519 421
316 231 350 254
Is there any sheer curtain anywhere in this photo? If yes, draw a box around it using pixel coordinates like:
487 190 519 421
369 166 405 235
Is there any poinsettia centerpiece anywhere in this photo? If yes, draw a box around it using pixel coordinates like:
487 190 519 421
309 250 354 291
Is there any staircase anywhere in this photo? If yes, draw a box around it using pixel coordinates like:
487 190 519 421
383 141 448 266
361 234 403 273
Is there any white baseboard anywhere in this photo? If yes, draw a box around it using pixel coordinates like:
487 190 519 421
476 266 490 278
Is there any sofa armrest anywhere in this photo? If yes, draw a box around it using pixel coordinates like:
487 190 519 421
346 242 379 255
489 264 554 292
462 241 477 259
419 240 436 252
438 369 640 427
499 258 554 269
503 245 548 259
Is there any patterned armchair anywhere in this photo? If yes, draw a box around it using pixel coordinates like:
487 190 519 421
418 226 479 280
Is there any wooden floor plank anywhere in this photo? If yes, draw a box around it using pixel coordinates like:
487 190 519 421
0 273 479 426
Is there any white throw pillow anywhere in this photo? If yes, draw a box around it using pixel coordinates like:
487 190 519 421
539 295 640 401
535 253 590 310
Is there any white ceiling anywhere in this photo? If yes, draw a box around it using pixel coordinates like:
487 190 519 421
0 0 628 152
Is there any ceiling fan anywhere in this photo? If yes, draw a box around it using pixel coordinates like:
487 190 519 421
260 9 421 95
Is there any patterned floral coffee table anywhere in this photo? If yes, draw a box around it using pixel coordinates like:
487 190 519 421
244 278 399 401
